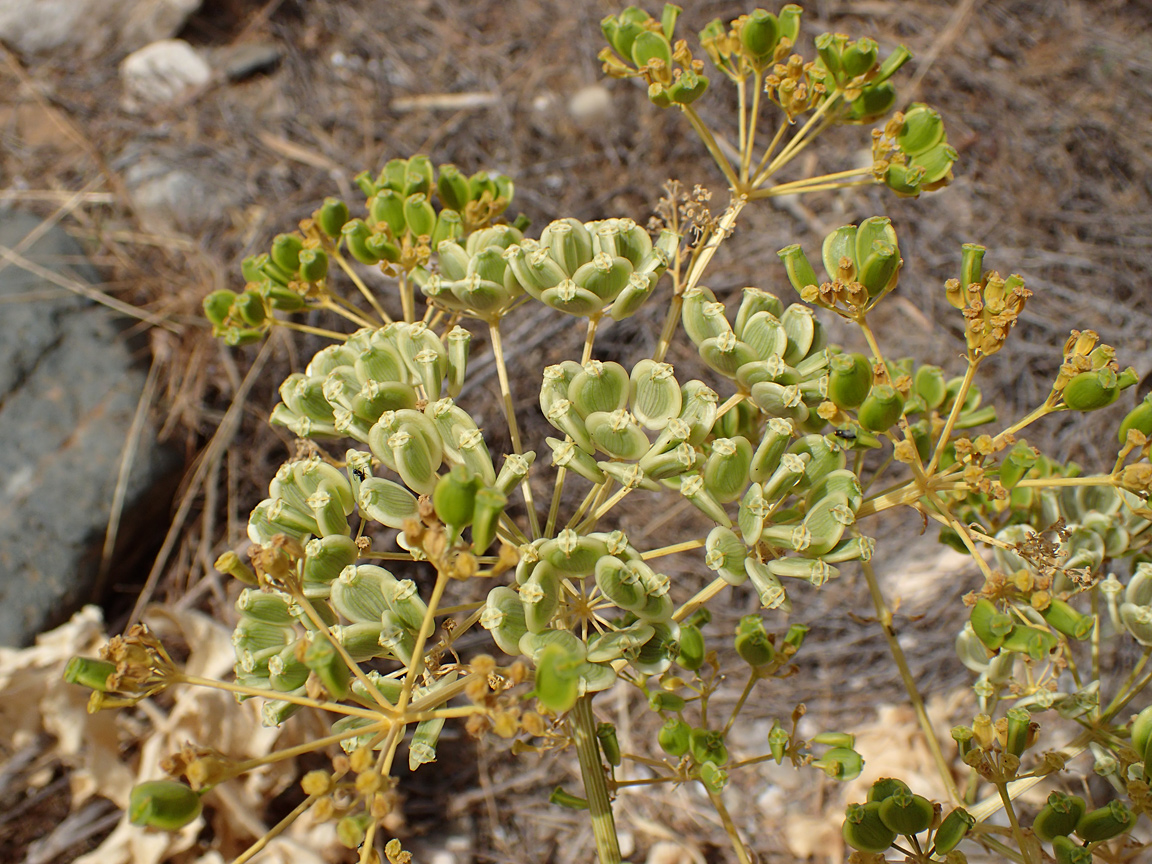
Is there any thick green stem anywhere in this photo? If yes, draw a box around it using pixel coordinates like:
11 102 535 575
573 695 621 864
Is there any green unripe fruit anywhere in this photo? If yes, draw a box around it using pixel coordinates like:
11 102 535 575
270 233 304 274
597 722 622 767
1033 791 1086 842
969 598 1013 650
675 623 706 672
1000 624 1059 660
234 290 266 326
64 656 117 691
668 69 709 105
1052 835 1092 864
203 289 237 327
432 465 480 535
689 728 729 766
369 189 406 236
1040 598 1092 640
315 197 350 238
1074 799 1135 842
843 801 897 854
648 691 686 713
828 352 873 409
878 789 934 835
1004 706 1033 758
659 717 691 757
403 193 436 239
341 219 381 266
298 247 328 282
932 807 974 854
1131 704 1152 759
436 163 471 211
128 780 203 830
857 384 904 432
867 777 911 803
1119 394 1152 443
1062 368 1120 411
631 30 672 69
739 9 779 65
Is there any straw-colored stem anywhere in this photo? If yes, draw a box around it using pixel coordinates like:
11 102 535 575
572 695 621 864
332 248 391 323
488 319 541 538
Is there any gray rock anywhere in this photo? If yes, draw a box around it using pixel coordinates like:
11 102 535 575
0 210 179 646
217 41 284 82
122 152 242 234
0 0 201 57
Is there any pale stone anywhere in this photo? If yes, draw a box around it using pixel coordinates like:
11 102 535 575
0 0 201 56
120 39 211 110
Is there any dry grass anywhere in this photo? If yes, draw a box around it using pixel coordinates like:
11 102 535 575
1 0 1150 861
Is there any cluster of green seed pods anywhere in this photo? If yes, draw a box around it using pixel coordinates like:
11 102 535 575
681 285 829 425
1114 562 1152 647
842 778 972 856
481 527 680 696
873 103 959 198
600 5 710 107
779 217 902 314
698 6 802 78
809 33 911 123
415 223 525 317
203 235 327 346
499 217 676 319
1031 789 1135 857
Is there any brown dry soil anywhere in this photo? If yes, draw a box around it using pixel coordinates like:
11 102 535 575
1 0 1151 862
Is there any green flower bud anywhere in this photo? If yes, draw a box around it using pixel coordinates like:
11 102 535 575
1062 368 1120 411
1033 791 1086 842
843 801 897 854
315 197 350 238
689 728 729 766
857 384 904 432
932 807 974 855
128 780 203 830
659 717 691 757
1074 800 1135 843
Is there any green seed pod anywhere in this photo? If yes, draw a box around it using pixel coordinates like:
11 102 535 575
631 29 672 69
703 436 753 503
675 623 706 672
470 486 506 553
1033 791 1086 842
814 747 864 781
431 208 463 248
734 615 775 667
846 81 898 123
970 598 1013 650
780 303 818 366
841 37 878 78
235 588 294 625
521 561 562 634
594 722 622 767
857 241 901 300
63 656 117 691
678 381 720 446
898 104 946 157
591 555 646 613
1000 625 1059 660
748 417 793 483
297 247 328 283
403 155 434 197
128 780 203 830
648 690 686 713
689 728 729 766
436 163 471 211
997 440 1039 491
432 464 479 537
857 384 904 432
629 359 682 430
1119 393 1152 443
678 473 732 528
327 622 384 662
821 225 858 283
739 9 779 66
203 289 237 327
1052 835 1093 864
911 142 958 188
1075 800 1135 843
601 6 649 60
746 559 791 610
1040 599 1092 641
867 778 911 803
315 197 350 239
1004 706 1033 758
542 217 593 275
270 232 304 274
232 289 266 327
680 286 724 345
357 476 419 530
767 556 838 587
659 717 691 757
330 564 395 624
1131 704 1152 759
932 807 974 855
301 633 350 699
268 643 310 691
827 353 872 409
843 801 897 854
705 526 748 585
341 219 381 266
1062 368 1120 411
734 288 783 338
480 586 528 656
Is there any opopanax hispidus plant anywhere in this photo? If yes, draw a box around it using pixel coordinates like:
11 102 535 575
67 5 1152 863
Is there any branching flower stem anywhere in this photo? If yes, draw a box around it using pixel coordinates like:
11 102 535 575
488 319 542 538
